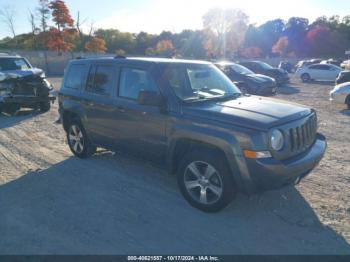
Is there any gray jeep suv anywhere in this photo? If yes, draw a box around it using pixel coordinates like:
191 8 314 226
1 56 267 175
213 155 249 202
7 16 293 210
58 57 326 212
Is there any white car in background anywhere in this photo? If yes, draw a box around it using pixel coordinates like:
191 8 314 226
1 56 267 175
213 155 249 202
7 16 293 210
330 82 350 109
296 63 342 82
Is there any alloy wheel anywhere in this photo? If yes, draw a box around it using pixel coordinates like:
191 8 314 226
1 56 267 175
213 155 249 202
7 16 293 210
184 161 223 205
68 124 85 154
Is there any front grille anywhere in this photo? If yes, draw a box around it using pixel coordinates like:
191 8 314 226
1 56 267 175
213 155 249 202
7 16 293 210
289 114 317 153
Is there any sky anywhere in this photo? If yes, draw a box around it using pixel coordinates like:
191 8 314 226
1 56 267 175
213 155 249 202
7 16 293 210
0 0 349 39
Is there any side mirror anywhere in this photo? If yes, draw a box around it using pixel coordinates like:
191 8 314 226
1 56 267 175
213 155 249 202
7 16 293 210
138 90 162 106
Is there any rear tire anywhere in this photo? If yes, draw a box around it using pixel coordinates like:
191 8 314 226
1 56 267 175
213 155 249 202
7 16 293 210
177 150 236 213
301 73 311 83
67 119 96 158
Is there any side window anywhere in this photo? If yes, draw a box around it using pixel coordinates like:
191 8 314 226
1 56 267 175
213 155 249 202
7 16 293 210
310 65 329 70
319 65 330 70
119 68 159 100
65 64 86 89
309 65 319 70
86 65 114 96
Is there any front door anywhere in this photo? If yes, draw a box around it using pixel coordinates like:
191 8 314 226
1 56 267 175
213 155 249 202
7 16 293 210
112 66 167 163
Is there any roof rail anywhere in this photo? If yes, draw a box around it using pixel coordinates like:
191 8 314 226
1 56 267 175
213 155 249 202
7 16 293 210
0 52 10 56
114 55 126 59
75 56 85 60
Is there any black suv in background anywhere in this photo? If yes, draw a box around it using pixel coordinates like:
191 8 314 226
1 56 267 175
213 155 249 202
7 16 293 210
215 61 277 96
59 57 326 212
238 61 290 86
336 71 350 85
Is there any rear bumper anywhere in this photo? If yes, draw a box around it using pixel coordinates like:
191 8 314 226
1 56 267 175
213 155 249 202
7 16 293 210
243 133 326 193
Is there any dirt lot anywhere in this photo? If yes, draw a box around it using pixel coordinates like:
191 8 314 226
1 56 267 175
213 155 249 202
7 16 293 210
0 76 350 254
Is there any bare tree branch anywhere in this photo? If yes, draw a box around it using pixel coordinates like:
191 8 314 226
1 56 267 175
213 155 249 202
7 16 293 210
28 9 36 34
88 21 95 38
37 0 50 32
0 5 17 38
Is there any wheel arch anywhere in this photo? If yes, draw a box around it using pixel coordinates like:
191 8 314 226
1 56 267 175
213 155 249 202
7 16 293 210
61 107 87 132
167 134 250 193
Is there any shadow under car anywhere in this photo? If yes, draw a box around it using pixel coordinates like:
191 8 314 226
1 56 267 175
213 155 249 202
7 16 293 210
0 152 349 255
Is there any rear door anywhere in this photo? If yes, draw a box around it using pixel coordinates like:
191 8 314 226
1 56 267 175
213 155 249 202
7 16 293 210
81 63 119 146
308 65 324 80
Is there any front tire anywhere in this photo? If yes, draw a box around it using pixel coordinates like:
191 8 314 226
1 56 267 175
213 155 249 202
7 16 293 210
39 101 51 112
346 95 350 109
177 150 236 213
67 120 96 158
301 73 311 83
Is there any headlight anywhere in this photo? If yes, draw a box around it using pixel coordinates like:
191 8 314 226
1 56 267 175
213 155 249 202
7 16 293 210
270 129 284 151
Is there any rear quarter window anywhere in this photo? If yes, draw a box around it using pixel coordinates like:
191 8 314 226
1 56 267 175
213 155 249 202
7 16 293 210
64 64 86 89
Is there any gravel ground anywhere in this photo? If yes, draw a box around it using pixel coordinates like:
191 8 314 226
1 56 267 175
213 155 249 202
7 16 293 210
0 76 349 254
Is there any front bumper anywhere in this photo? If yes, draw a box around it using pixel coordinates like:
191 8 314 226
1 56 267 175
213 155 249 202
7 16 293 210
275 75 290 86
330 91 348 104
0 95 56 104
255 86 277 96
245 133 326 192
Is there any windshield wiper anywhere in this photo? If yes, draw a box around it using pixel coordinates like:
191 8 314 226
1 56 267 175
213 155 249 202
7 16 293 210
210 93 242 102
184 93 241 103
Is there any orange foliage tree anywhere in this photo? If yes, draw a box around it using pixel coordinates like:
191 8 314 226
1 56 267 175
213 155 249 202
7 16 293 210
239 47 263 58
155 40 174 56
272 36 289 57
85 37 107 53
45 0 76 53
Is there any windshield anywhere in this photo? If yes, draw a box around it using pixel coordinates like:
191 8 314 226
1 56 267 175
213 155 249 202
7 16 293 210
257 62 274 70
0 58 31 71
230 64 254 75
163 64 241 101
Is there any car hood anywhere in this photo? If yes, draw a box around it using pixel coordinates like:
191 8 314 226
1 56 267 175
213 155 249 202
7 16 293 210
183 96 312 131
246 74 275 83
333 82 350 91
266 68 287 76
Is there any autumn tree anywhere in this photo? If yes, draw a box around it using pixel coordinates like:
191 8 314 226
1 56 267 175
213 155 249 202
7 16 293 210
203 8 248 58
272 36 289 57
239 47 263 58
46 0 76 53
305 25 349 57
85 37 107 53
155 40 174 56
